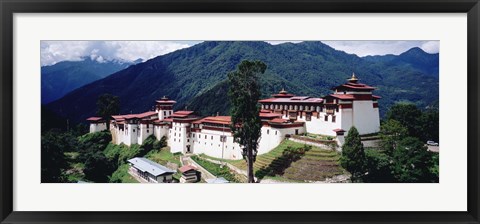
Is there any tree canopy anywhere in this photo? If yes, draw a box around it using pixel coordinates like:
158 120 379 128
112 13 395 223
340 126 367 182
392 137 437 182
228 60 267 183
97 93 120 130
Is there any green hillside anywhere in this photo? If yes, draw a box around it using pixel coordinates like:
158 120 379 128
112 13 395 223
46 41 439 123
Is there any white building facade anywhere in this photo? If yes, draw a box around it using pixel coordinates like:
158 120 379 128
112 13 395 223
88 74 380 157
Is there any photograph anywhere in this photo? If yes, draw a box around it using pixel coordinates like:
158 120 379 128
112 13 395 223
41 40 440 184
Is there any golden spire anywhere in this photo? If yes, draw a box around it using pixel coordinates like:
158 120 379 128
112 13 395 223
348 72 359 83
279 88 288 94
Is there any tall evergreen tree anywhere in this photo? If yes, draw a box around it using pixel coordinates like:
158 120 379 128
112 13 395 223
228 60 267 183
379 119 408 155
392 137 436 182
96 94 120 131
385 103 423 139
340 126 367 182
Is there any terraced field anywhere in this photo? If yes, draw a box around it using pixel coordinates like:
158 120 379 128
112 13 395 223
282 147 345 182
200 139 347 182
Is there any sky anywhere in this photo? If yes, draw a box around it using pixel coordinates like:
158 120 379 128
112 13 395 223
41 40 439 66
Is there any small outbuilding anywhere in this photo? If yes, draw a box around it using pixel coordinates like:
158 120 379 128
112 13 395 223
179 165 199 183
128 157 176 183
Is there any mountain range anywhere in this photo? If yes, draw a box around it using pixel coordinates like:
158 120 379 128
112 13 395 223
45 41 439 123
41 57 138 104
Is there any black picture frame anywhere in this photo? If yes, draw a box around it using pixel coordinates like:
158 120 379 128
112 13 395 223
1 0 479 223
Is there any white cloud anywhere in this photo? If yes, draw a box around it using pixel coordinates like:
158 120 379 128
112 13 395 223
41 41 199 66
266 41 303 45
41 40 439 66
322 40 439 57
420 41 440 54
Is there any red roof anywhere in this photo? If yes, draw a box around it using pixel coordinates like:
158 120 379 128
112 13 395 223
156 100 176 104
156 96 176 104
333 128 346 132
272 93 295 98
179 165 197 173
201 116 231 125
372 95 382 99
334 82 375 91
174 111 194 115
329 94 356 100
259 97 323 104
135 111 158 119
112 115 125 121
172 111 194 118
269 118 289 123
86 117 103 121
163 118 173 122
111 111 157 121
259 112 283 118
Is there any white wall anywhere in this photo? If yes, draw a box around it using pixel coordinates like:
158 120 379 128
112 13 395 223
89 123 106 133
191 129 243 160
168 122 189 154
157 108 173 120
258 125 306 154
294 112 341 137
351 101 380 135
137 123 154 145
154 125 169 141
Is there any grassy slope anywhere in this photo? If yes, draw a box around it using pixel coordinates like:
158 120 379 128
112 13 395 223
146 147 182 180
200 139 346 182
110 164 139 183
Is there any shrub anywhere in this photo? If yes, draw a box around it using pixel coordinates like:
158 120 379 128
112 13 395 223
363 149 394 183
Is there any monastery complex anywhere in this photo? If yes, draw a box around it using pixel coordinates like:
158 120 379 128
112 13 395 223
88 74 381 160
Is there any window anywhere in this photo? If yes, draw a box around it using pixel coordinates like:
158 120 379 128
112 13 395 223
332 116 336 123
192 134 195 138
147 130 149 133
163 111 166 116
306 113 312 121
205 135 207 139
133 129 135 132
324 115 328 122
336 107 339 112
267 129 269 135
169 111 172 115
199 134 201 138
187 139 190 142
275 131 277 135
211 136 213 140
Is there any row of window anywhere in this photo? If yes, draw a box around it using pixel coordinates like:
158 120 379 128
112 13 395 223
265 129 278 135
162 110 172 116
324 115 336 123
263 104 322 111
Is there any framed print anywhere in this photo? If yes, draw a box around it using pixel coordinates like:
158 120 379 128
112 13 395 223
1 0 479 223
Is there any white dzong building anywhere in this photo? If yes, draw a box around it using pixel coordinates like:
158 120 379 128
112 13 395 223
87 74 380 158
259 73 380 137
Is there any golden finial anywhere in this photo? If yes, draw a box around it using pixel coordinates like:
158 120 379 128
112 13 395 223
279 88 288 94
348 72 359 83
